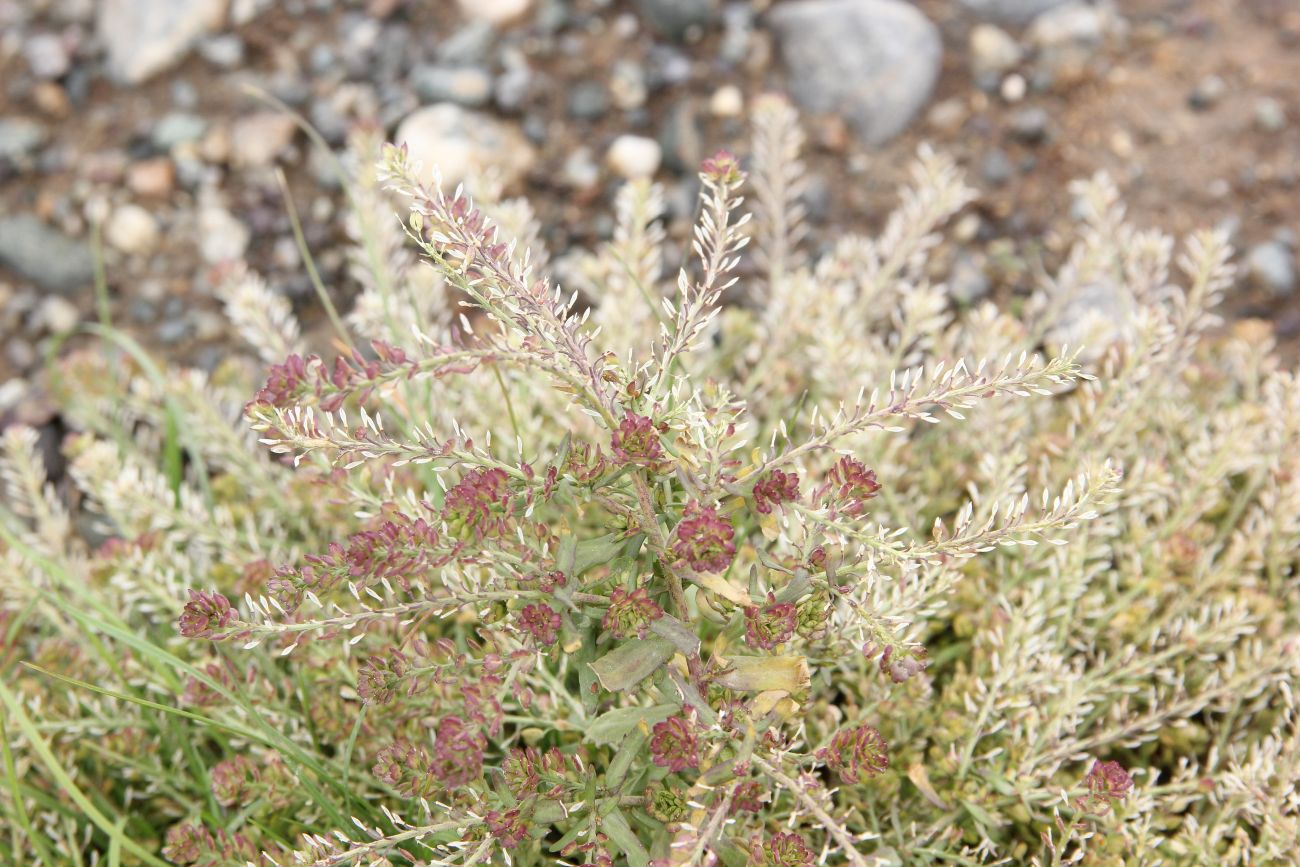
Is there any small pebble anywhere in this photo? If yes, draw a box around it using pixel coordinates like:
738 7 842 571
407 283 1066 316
1255 97 1286 133
982 148 1014 186
607 135 662 180
33 296 80 334
1001 73 1027 102
24 33 71 80
568 81 610 120
969 24 1022 82
1188 75 1226 111
1010 106 1049 143
105 203 161 255
709 84 744 118
1247 241 1296 297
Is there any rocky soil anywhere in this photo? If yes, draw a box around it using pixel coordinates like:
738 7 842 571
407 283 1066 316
1 0 1298 429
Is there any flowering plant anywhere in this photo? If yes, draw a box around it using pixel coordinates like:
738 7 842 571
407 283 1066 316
2 98 1297 866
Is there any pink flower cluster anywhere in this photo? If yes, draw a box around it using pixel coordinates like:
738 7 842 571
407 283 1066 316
610 411 665 467
818 724 889 784
602 586 664 639
268 509 447 611
252 340 423 412
752 469 800 514
519 603 562 646
816 456 881 516
1079 759 1134 814
753 831 814 867
177 590 235 639
442 467 513 540
672 501 736 573
649 715 699 773
744 593 798 650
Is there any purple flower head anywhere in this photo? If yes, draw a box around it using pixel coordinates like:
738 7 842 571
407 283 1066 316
210 755 258 807
752 469 800 514
602 586 664 639
754 831 814 867
701 150 745 186
162 822 214 865
485 808 528 847
356 651 408 705
876 644 929 684
1079 759 1134 814
519 603 562 646
649 715 699 773
672 501 736 573
732 779 766 813
431 715 486 788
821 457 881 516
502 746 541 797
443 468 513 540
818 724 889 784
252 354 310 408
178 590 235 639
744 593 799 650
611 412 665 467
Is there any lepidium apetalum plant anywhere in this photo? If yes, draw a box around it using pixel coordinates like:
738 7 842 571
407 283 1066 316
2 95 1298 866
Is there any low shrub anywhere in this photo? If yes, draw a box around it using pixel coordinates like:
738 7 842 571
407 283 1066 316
2 97 1296 865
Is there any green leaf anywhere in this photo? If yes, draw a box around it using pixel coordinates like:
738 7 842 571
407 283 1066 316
585 704 677 748
605 728 647 788
588 638 675 692
602 807 650 867
715 655 810 693
649 614 701 656
573 533 634 576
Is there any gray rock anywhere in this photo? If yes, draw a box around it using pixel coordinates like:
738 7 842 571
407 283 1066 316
959 0 1070 24
949 253 991 304
636 0 718 41
198 33 245 67
969 24 1021 83
0 118 48 162
394 103 536 192
412 65 493 107
0 215 95 294
24 33 71 79
1028 3 1107 46
647 45 694 90
1026 1 1117 84
1046 279 1135 361
1246 241 1296 297
719 2 755 66
438 21 495 65
610 60 648 110
658 98 703 173
568 81 609 120
1010 106 1049 143
560 147 599 190
1188 75 1226 112
1255 97 1287 132
981 148 1014 186
152 112 207 150
494 54 532 112
197 198 251 264
769 0 941 146
97 0 228 84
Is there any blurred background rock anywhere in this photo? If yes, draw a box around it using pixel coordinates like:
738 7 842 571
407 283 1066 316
1 0 1297 428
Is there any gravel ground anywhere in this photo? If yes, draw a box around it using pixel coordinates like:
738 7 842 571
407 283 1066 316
1 0 1298 429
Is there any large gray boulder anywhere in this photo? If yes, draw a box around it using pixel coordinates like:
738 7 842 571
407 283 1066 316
768 0 941 146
